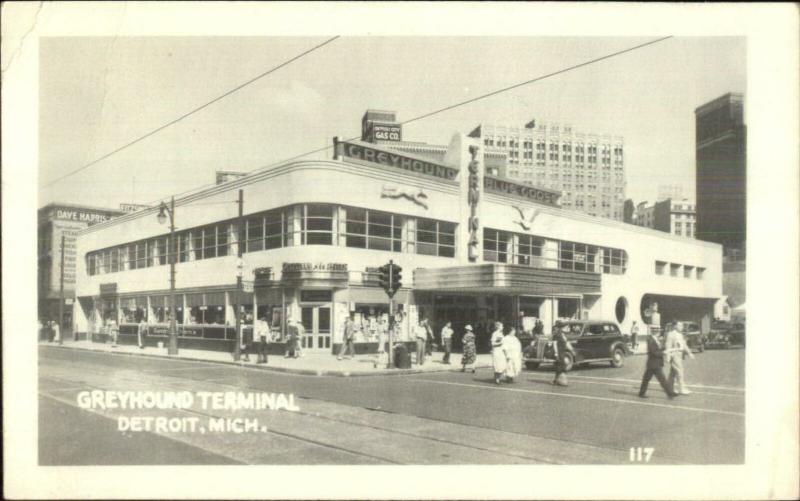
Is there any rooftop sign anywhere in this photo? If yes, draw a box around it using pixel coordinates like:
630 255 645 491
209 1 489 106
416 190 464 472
335 139 458 181
45 206 118 225
484 176 561 207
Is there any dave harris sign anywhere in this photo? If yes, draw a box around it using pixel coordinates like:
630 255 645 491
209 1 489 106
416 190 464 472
52 208 114 224
335 139 459 181
484 176 561 207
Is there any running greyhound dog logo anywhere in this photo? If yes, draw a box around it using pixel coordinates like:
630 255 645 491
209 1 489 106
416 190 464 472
381 185 429 209
513 206 540 230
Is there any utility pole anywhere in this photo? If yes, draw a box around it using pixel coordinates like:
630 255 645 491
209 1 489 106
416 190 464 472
58 234 65 345
168 197 178 355
233 189 244 361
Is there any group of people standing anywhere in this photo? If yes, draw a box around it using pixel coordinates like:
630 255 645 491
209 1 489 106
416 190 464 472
489 322 523 384
39 320 62 343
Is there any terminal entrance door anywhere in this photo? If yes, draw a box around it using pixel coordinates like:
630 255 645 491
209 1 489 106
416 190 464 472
300 305 331 352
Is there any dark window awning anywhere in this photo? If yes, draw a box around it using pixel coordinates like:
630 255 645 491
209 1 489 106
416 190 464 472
413 264 601 296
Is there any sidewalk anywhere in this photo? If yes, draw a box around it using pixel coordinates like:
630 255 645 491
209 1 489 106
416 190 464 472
42 339 492 377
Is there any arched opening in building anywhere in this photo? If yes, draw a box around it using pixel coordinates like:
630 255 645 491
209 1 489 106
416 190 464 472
615 296 628 324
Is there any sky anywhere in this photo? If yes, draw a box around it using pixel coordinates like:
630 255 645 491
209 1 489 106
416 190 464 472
38 36 746 210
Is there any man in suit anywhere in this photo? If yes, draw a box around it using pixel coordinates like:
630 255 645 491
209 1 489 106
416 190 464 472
639 326 678 399
337 316 356 360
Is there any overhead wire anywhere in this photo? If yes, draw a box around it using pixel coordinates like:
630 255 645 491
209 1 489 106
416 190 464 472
64 35 674 208
41 35 341 189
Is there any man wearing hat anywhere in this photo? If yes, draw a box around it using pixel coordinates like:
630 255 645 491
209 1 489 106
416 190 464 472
639 323 678 399
460 324 477 373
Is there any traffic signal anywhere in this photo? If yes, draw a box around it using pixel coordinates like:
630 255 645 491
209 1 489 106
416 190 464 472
378 261 402 298
378 264 391 296
390 264 402 297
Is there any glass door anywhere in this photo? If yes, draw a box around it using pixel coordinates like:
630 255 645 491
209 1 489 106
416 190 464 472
300 305 332 352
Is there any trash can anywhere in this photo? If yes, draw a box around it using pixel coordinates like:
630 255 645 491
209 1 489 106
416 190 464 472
394 344 411 369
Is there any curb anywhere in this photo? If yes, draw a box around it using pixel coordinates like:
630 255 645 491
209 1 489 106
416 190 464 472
42 343 491 377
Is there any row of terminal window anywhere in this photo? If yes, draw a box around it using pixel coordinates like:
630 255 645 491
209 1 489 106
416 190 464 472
86 204 456 276
483 228 628 275
655 260 705 279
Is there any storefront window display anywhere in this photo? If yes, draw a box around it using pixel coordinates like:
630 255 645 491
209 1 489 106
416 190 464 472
352 304 390 343
100 298 117 323
188 305 225 325
151 295 185 324
121 297 147 323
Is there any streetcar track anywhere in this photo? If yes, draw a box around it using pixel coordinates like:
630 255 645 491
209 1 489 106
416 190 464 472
40 348 740 465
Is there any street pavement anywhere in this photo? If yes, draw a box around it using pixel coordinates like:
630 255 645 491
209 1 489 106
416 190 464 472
38 344 744 465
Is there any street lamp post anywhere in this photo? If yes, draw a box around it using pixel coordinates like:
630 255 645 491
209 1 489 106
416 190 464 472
158 197 179 355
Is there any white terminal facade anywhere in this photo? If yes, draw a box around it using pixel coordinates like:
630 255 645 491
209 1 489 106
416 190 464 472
73 114 721 355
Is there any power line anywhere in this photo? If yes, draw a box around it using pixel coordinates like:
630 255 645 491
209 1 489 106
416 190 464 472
42 35 341 189
142 36 672 207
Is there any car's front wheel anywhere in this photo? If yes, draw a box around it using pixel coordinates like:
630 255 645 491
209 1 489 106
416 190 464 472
610 347 625 368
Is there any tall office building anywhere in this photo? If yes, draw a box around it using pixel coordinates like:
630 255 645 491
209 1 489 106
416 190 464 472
469 120 626 220
694 93 746 258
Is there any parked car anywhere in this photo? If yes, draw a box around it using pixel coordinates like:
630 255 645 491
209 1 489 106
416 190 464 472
707 321 746 349
522 320 629 372
675 321 706 352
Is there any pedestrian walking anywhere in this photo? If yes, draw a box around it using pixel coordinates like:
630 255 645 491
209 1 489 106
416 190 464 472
137 319 148 349
502 327 522 383
109 318 119 347
294 320 305 358
256 317 269 364
552 323 573 386
373 317 388 368
630 320 640 353
664 322 694 395
284 319 298 358
491 322 507 384
638 328 678 399
240 320 253 362
440 321 454 364
460 324 477 373
425 319 434 356
414 319 428 365
338 316 356 360
52 321 61 344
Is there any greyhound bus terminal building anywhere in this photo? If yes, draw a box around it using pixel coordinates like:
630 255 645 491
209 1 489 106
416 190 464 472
73 131 723 354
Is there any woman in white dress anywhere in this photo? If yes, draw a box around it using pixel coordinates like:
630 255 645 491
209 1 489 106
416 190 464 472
502 328 523 383
490 322 507 384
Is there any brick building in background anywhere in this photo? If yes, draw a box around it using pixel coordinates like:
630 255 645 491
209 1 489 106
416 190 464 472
38 203 125 331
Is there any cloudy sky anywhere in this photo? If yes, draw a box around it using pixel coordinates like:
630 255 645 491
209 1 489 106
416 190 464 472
39 36 745 209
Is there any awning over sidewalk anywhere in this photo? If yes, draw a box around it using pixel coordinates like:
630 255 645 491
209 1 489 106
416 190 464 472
413 264 601 295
